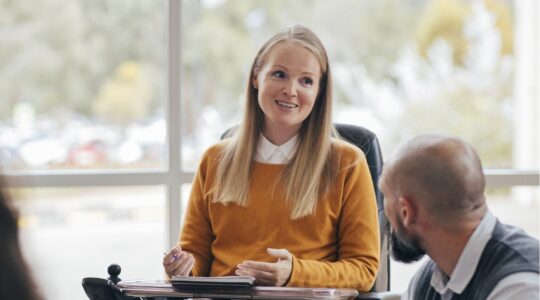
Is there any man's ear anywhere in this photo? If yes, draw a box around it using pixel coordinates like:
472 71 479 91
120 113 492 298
398 196 417 227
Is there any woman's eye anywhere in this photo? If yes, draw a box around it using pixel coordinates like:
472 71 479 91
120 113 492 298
301 77 313 86
272 71 286 78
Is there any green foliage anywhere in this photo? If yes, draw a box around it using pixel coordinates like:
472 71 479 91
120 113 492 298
394 0 515 166
387 87 512 167
94 61 152 125
484 0 514 55
0 0 517 167
415 0 470 64
0 0 165 120
415 0 513 65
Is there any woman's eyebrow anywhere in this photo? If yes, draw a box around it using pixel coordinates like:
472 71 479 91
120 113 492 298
270 64 288 70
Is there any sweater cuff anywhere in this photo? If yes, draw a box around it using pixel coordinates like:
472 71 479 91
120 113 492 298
285 254 300 287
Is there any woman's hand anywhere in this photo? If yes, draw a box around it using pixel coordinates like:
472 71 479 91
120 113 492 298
235 248 292 286
162 246 195 277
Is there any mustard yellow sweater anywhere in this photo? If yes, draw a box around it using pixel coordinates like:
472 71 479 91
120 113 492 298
179 140 380 291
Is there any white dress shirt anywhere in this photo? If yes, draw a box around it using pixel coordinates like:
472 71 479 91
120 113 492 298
254 134 298 164
403 211 539 300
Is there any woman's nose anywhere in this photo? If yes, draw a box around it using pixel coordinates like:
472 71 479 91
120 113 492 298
282 80 297 97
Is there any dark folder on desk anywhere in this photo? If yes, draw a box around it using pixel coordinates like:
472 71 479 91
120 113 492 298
172 275 255 289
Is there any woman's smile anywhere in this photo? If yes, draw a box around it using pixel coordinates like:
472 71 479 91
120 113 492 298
275 99 299 109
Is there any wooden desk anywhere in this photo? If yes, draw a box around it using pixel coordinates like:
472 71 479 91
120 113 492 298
117 279 359 300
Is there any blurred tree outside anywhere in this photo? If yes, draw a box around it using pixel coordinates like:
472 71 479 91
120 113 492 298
415 0 471 65
0 0 519 169
388 0 514 167
0 0 165 122
179 0 422 168
180 0 515 168
93 61 152 131
0 0 166 169
415 0 513 64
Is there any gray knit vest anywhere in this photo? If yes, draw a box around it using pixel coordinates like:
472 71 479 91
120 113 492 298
413 220 539 300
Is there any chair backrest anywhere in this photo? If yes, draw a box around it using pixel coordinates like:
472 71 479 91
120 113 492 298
221 123 390 292
333 123 389 292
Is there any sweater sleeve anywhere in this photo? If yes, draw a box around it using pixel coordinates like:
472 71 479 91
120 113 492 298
178 149 216 276
287 149 381 292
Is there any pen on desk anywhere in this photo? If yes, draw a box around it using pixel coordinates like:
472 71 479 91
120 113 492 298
164 250 180 264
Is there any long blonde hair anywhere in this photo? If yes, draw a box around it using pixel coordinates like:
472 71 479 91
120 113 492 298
213 25 336 219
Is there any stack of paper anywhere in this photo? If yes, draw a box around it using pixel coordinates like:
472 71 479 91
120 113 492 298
117 279 360 299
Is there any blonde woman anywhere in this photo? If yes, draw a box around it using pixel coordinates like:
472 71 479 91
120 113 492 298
163 25 380 292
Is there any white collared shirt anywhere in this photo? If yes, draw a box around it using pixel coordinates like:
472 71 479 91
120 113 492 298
254 134 298 164
403 211 539 300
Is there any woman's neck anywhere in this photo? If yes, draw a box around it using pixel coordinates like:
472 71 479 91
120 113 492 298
262 124 300 145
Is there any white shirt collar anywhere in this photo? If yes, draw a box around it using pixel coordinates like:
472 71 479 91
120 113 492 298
255 134 298 164
430 211 497 296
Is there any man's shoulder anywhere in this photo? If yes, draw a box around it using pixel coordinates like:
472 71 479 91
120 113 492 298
461 220 540 298
487 272 539 300
492 220 539 245
488 220 539 265
405 222 539 299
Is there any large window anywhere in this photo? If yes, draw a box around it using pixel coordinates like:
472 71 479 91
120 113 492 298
0 0 167 171
179 0 531 170
0 0 538 298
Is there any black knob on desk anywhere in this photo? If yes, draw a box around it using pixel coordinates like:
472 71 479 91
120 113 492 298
107 264 122 284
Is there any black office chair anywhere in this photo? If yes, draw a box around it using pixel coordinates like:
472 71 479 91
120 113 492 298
82 124 396 300
334 124 389 293
81 264 135 300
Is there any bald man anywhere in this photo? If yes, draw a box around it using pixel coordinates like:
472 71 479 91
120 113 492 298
379 134 539 299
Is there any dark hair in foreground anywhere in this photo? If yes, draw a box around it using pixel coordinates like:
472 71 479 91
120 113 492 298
0 177 42 300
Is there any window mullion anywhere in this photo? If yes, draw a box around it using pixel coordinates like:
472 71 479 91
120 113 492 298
167 0 182 249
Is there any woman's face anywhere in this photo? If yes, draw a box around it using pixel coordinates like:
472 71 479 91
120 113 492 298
253 41 321 140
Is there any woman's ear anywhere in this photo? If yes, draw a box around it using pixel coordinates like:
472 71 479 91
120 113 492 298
398 196 417 228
